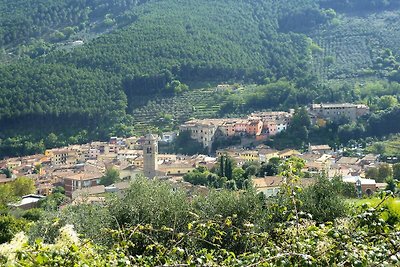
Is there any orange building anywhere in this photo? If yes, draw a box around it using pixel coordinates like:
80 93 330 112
246 120 263 136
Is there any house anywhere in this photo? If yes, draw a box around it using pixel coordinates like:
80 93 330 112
158 154 178 163
258 149 279 163
8 194 45 210
264 121 278 136
276 119 288 133
234 120 248 135
309 144 332 155
246 120 263 136
215 84 232 91
63 171 103 198
46 149 78 166
359 154 379 167
239 150 259 162
216 148 241 158
117 149 141 161
219 121 237 137
118 165 142 181
337 157 360 165
160 132 177 143
158 162 195 176
342 176 378 196
125 137 140 149
252 176 283 197
253 176 316 197
278 149 300 159
71 185 105 200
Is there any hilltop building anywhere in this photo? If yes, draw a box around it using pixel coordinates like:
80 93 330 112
309 103 369 123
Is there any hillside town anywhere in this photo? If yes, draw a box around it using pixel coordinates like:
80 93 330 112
1 103 387 209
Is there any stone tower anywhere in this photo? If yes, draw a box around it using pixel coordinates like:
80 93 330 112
143 133 158 179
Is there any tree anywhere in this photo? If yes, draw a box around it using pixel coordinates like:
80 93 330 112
290 107 311 130
232 167 246 189
0 168 12 178
259 157 281 176
365 167 380 180
385 177 397 193
331 176 357 198
0 215 28 244
100 168 120 186
378 95 398 110
12 177 35 197
174 131 205 155
378 163 393 182
366 164 393 183
225 157 233 180
52 186 65 195
0 184 13 207
393 163 400 180
299 175 347 223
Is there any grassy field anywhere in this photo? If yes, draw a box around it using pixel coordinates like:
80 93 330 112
348 197 400 219
365 134 400 157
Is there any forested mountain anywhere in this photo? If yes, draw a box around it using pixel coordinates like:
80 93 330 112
0 0 150 47
1 0 400 157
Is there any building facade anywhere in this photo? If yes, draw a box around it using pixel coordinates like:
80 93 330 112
309 103 369 122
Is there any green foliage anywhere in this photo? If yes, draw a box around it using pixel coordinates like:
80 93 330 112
270 107 312 149
259 157 282 176
366 163 393 182
183 166 226 188
108 177 192 230
38 192 68 211
299 175 348 222
0 215 28 244
320 0 400 12
2 175 400 265
393 163 400 180
173 130 205 155
21 209 43 222
0 0 149 46
11 177 35 197
185 156 253 190
100 168 120 186
0 168 11 178
0 177 36 208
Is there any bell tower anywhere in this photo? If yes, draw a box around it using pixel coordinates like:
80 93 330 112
143 133 158 179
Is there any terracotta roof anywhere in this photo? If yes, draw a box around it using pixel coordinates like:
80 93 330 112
310 145 331 151
64 172 103 181
253 176 283 188
337 157 360 165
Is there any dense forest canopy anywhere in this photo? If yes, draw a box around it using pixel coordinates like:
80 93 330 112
1 0 400 157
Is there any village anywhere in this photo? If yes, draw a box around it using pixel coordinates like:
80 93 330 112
0 102 385 209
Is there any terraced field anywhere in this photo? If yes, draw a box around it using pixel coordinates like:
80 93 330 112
131 88 230 130
310 11 400 80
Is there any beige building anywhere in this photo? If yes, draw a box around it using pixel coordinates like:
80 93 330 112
179 119 220 150
46 149 78 166
309 103 369 122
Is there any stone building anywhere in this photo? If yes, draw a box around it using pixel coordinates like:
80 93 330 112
309 103 369 123
143 133 158 179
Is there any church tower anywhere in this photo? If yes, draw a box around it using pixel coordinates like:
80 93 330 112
143 133 158 179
